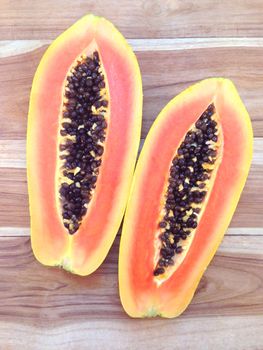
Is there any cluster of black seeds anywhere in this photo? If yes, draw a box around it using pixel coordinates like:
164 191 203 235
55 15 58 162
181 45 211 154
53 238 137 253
59 51 108 235
154 104 218 276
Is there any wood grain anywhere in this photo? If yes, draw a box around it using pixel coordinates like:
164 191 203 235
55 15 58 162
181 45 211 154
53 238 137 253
1 42 263 140
1 316 263 350
1 227 262 238
0 2 263 345
0 234 261 349
0 150 262 228
3 38 263 58
0 234 261 319
1 137 263 169
1 0 263 39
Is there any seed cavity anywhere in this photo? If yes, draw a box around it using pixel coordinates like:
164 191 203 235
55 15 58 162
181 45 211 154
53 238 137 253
58 51 108 235
153 104 220 277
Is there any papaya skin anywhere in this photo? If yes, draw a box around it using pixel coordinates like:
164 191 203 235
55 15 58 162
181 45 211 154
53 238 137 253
119 78 253 318
27 14 142 275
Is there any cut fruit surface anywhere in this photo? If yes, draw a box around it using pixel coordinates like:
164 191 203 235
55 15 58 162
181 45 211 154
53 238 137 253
119 78 253 318
27 14 142 275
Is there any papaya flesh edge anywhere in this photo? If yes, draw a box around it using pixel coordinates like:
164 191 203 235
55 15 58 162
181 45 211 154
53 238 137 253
27 14 143 276
119 78 253 318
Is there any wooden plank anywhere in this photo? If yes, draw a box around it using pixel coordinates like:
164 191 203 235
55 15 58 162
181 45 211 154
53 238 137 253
0 168 28 227
3 38 263 58
0 227 30 236
0 159 262 228
1 137 263 169
0 43 263 139
0 235 261 349
0 316 263 350
1 0 263 39
140 48 263 138
0 140 26 168
0 227 262 238
0 235 262 319
0 138 262 228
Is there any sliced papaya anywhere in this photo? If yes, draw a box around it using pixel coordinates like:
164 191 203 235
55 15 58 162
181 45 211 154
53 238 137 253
119 78 253 318
27 14 142 276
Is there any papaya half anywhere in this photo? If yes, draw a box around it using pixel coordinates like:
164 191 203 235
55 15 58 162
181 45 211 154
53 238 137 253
27 15 142 275
119 78 253 318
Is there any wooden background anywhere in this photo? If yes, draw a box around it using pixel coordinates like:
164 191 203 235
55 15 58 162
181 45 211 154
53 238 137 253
0 1 263 349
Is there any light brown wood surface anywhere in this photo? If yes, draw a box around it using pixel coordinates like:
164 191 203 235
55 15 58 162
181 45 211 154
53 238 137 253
1 0 263 39
1 42 263 139
0 1 263 349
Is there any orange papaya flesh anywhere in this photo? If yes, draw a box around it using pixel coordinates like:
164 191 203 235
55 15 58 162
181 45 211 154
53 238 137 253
119 78 253 318
27 14 142 275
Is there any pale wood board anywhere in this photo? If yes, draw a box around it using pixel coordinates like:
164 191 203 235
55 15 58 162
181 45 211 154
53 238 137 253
0 235 262 349
0 0 263 39
0 2 263 348
1 42 263 139
0 144 262 228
